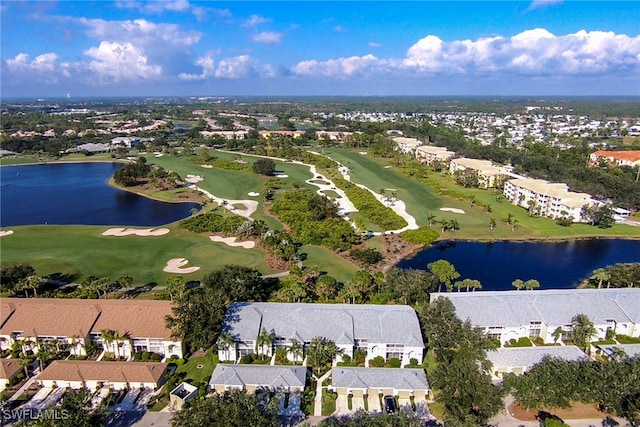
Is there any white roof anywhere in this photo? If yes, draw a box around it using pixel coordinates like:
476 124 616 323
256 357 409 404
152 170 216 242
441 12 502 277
597 344 640 359
487 346 586 369
331 367 429 391
431 289 640 328
222 302 424 348
209 365 306 390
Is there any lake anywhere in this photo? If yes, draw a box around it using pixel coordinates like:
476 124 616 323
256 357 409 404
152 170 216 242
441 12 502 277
397 239 640 290
0 162 199 227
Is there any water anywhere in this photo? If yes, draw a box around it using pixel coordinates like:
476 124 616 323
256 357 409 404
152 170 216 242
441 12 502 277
1 163 199 227
397 239 640 290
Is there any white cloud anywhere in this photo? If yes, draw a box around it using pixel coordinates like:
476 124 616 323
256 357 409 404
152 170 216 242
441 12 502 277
526 0 563 12
292 29 640 80
77 18 201 47
3 53 65 82
243 14 270 27
215 55 254 79
84 41 162 83
252 31 283 44
179 53 216 81
368 42 381 48
292 54 382 78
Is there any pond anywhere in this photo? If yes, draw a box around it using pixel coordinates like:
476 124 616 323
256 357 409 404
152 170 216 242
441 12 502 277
1 162 200 227
396 238 640 290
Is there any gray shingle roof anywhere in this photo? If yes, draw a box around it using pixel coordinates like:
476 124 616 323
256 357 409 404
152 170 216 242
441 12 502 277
209 365 307 390
432 289 640 328
331 367 429 391
597 343 640 359
222 302 424 347
487 346 587 369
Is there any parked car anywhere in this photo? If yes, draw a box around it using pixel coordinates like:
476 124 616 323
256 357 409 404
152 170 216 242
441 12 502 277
383 395 397 413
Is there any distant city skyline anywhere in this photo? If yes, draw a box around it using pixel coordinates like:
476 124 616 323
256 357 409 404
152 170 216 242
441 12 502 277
1 1 639 97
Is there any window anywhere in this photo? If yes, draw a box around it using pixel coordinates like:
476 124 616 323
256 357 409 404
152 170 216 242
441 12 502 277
529 321 541 338
148 338 164 354
487 326 503 341
561 325 572 341
132 338 148 353
354 339 368 350
386 344 404 360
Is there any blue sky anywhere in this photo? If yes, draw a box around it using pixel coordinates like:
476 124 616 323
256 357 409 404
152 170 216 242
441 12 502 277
1 1 639 97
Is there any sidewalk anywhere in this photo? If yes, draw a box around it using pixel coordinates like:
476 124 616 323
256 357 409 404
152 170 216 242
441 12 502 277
313 370 332 417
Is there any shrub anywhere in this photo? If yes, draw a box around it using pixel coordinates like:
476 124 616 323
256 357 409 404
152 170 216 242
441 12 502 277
275 348 289 365
616 334 640 344
409 358 419 366
341 354 352 364
353 349 367 366
150 352 163 362
133 352 143 361
240 354 253 364
141 351 150 361
349 248 383 265
402 227 440 244
369 356 385 368
388 358 401 368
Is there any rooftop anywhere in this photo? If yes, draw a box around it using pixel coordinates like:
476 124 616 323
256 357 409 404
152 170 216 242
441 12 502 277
0 359 23 380
592 150 640 162
222 302 424 348
596 343 640 359
209 365 306 390
331 367 429 391
431 289 640 328
38 360 168 384
487 346 587 369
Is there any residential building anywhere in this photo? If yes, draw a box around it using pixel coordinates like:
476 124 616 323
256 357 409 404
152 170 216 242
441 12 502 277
218 302 424 366
449 158 506 189
37 360 168 390
0 298 183 359
0 359 23 392
430 289 640 346
330 367 430 401
200 130 248 139
589 150 640 168
111 136 140 148
415 145 455 165
594 343 640 360
486 346 587 380
208 365 307 394
504 178 599 221
392 137 423 154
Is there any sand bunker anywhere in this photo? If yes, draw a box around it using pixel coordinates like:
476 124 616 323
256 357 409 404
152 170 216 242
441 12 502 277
384 166 392 168
201 164 213 168
185 174 204 183
440 207 466 214
248 192 260 197
102 228 170 237
153 152 164 157
0 230 14 237
163 258 200 274
359 152 368 155
209 236 256 249
274 174 289 178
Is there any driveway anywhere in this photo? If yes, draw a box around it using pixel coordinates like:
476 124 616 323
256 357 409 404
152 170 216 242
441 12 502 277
351 396 366 412
334 395 350 415
368 394 382 412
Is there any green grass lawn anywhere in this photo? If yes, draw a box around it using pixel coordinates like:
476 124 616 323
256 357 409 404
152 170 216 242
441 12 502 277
0 224 275 284
300 244 360 283
176 349 218 385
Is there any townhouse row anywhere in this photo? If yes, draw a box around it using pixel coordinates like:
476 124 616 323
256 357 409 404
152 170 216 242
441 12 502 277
0 298 183 360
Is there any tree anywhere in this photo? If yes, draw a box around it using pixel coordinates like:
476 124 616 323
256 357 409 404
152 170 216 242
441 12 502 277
289 339 303 364
171 389 279 427
524 279 540 290
571 313 597 351
19 388 107 427
165 276 186 302
252 158 276 176
512 279 524 291
427 260 460 292
489 218 497 230
552 326 563 344
1 263 35 294
306 336 338 376
581 203 615 228
426 213 437 227
256 328 274 358
218 332 235 362
591 268 610 289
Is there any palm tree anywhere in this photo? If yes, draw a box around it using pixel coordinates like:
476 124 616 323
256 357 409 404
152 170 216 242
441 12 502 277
218 332 235 362
426 214 437 227
511 218 519 232
289 339 303 365
18 356 31 378
165 276 186 302
571 313 598 352
552 326 563 344
512 279 524 291
256 328 274 358
591 269 610 289
100 329 115 356
489 218 497 230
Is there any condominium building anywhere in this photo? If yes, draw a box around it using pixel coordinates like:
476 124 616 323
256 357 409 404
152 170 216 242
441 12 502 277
449 157 506 189
504 178 598 221
415 145 455 165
